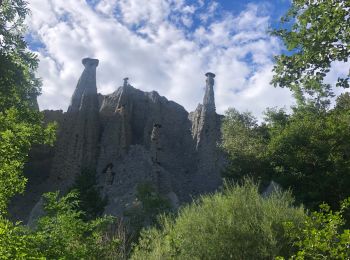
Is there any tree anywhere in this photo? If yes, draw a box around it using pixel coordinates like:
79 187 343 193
272 0 350 103
266 98 350 210
0 0 55 215
221 96 350 210
70 167 107 221
220 108 271 186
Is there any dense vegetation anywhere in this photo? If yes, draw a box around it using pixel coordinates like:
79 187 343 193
132 181 306 259
0 191 126 259
221 95 350 210
282 198 350 259
0 0 350 259
132 181 350 259
0 0 55 216
124 182 171 237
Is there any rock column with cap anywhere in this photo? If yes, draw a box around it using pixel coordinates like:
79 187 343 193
69 58 99 112
190 72 222 193
123 77 129 87
191 72 217 149
203 72 216 112
49 58 101 190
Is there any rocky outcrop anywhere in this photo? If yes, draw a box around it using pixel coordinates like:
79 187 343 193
10 58 225 221
96 79 197 215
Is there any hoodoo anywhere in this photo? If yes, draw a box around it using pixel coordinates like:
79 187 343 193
190 72 223 192
49 58 100 191
10 58 225 221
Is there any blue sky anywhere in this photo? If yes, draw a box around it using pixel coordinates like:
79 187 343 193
25 0 296 119
208 0 290 25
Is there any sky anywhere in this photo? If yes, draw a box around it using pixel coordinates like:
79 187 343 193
25 0 296 119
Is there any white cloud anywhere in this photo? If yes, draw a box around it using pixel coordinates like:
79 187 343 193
118 0 172 26
26 0 295 120
96 0 118 16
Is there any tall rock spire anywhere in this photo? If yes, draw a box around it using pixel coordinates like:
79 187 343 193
203 72 216 112
190 72 217 148
189 72 222 193
49 58 100 190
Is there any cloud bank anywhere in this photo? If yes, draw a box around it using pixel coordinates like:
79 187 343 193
26 0 295 118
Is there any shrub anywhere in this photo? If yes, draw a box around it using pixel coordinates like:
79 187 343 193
0 217 44 259
0 191 127 259
32 191 125 259
132 180 305 260
280 198 350 259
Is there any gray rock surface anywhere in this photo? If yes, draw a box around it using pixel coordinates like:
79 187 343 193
10 58 226 221
27 197 44 228
262 180 282 197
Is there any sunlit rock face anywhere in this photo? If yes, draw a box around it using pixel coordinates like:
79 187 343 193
10 58 225 221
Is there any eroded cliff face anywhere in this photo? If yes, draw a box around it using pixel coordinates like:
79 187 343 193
9 58 225 221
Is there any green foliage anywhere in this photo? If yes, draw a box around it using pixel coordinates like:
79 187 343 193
280 198 350 259
1 1 31 53
0 217 44 259
70 167 107 221
136 182 171 216
0 2 125 259
33 191 121 260
124 182 171 235
220 108 270 185
222 97 350 210
0 191 126 260
0 0 42 111
0 0 56 215
267 102 350 209
0 108 55 215
132 181 305 260
272 0 350 103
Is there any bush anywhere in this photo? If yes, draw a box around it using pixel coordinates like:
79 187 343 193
280 198 350 259
132 180 305 260
0 217 43 259
0 191 128 260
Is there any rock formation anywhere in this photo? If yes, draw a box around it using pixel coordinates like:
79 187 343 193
189 72 223 193
9 58 225 221
49 58 100 192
